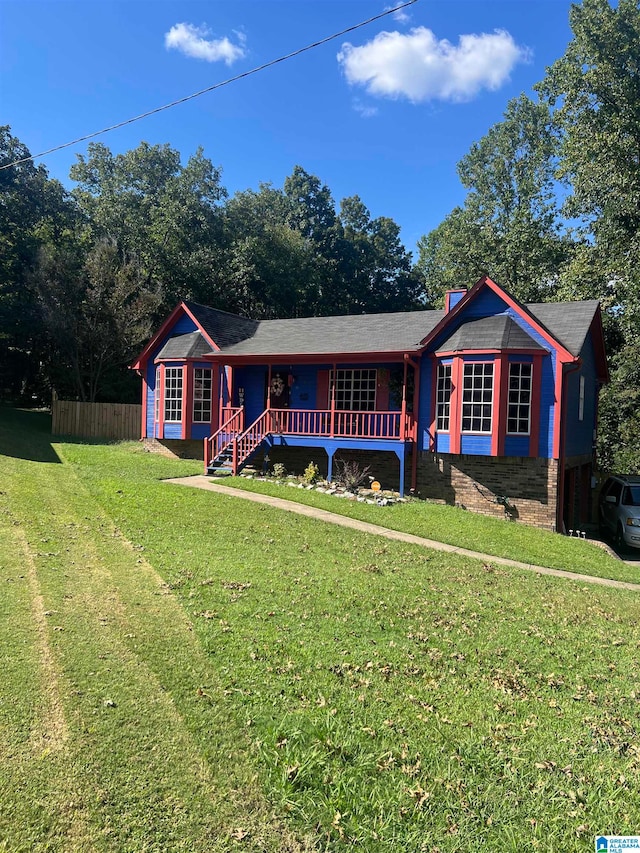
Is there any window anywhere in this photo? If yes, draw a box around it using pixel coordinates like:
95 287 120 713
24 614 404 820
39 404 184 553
461 363 493 433
193 367 212 423
333 369 376 411
579 375 585 421
436 363 452 431
154 366 161 423
164 367 183 422
507 363 532 435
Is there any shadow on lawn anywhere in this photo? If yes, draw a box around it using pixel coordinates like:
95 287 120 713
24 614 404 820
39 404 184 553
0 407 62 464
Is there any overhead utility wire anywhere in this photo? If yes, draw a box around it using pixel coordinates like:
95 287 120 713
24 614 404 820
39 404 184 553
1 0 418 171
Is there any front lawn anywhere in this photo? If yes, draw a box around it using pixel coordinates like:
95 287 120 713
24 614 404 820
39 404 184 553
210 474 633 583
2 409 639 852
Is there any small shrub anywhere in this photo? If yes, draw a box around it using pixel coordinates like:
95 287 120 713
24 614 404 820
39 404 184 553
303 461 320 485
272 462 287 479
334 459 372 493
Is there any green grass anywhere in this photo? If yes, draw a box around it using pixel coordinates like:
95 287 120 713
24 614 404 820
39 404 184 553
2 407 640 852
210 474 635 583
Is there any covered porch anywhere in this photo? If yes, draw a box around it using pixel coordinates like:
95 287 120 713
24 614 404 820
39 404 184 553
204 355 420 495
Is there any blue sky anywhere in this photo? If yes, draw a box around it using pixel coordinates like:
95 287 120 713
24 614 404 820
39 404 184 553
1 0 575 254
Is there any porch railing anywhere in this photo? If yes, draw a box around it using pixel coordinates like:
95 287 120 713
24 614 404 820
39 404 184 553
205 406 415 474
204 406 244 469
268 409 412 440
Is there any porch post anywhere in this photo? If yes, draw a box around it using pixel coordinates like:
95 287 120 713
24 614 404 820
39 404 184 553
327 449 334 483
401 358 408 440
330 363 336 437
267 364 272 410
410 357 420 493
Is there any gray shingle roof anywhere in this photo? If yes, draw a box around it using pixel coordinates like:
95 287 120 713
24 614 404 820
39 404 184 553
156 331 211 360
435 315 547 354
183 301 259 348
525 300 600 356
214 310 446 357
171 299 598 360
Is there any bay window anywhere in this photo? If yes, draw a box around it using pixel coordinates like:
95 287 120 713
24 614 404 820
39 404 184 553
164 367 183 422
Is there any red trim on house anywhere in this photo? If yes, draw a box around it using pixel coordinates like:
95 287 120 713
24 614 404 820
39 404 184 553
406 355 420 490
494 354 507 456
434 347 543 358
450 356 463 454
429 358 438 451
444 290 467 314
316 370 330 409
141 376 147 439
184 365 193 439
131 302 221 372
529 353 543 457
157 365 165 439
589 308 610 383
205 350 411 367
376 369 390 410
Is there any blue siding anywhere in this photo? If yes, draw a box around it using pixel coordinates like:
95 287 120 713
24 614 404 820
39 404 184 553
236 366 266 426
565 335 597 458
436 434 450 453
145 360 156 438
418 353 433 452
164 423 182 439
505 436 530 456
461 435 492 454
170 315 198 335
191 424 210 440
539 354 556 458
291 365 322 410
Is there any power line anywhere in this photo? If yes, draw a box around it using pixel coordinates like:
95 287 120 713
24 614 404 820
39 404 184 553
1 0 418 172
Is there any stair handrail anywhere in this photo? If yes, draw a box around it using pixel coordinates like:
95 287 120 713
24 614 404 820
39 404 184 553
230 409 277 474
204 407 244 470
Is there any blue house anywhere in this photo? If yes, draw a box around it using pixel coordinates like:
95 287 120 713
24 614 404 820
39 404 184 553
132 276 608 532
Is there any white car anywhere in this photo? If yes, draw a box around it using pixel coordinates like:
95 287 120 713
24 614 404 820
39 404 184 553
599 475 640 550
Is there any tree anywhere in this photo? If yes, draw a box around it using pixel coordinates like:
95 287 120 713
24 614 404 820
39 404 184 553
538 0 640 472
415 96 572 305
69 142 227 309
33 239 160 402
0 126 78 400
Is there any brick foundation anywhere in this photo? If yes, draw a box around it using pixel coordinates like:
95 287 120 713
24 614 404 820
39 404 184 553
143 438 204 460
415 452 560 531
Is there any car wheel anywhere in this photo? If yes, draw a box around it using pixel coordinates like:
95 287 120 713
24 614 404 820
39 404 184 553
615 524 627 554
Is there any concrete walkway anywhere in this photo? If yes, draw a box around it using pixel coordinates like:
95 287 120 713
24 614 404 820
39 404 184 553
166 476 640 593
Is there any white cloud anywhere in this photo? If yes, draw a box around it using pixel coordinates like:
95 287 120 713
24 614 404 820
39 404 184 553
165 23 247 65
337 27 528 104
353 99 379 118
385 3 411 24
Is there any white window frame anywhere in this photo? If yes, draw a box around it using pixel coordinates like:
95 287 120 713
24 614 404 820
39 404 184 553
436 363 452 432
332 368 377 411
461 362 494 434
507 362 532 436
164 367 183 423
193 367 213 423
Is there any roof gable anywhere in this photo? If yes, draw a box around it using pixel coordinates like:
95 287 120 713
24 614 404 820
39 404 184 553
421 276 581 362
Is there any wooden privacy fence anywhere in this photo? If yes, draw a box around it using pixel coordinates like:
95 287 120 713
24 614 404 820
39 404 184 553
51 399 142 441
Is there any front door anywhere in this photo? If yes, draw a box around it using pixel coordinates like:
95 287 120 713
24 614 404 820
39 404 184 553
267 372 290 409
